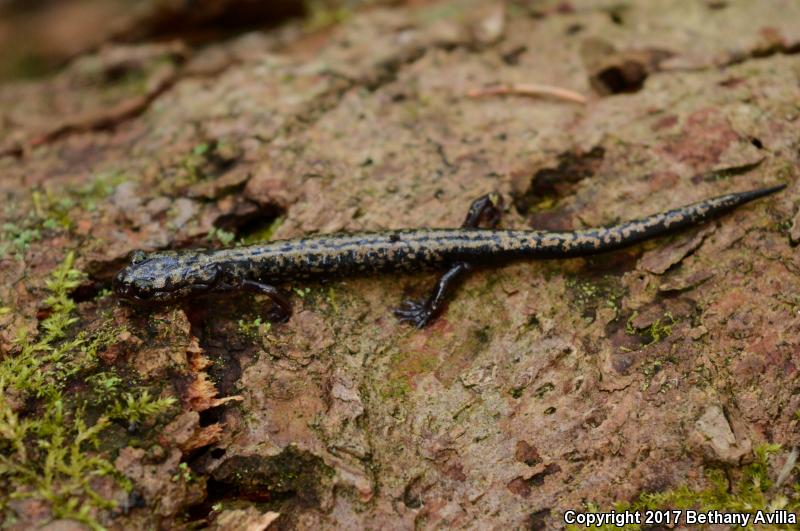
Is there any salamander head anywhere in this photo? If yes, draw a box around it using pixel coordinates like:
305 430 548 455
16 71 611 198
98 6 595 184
113 250 219 303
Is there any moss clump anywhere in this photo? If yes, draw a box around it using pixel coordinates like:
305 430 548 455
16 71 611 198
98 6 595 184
243 216 285 244
107 390 176 431
381 377 412 399
380 349 438 400
0 222 42 259
626 311 675 346
237 316 271 337
2 252 100 397
2 172 131 261
565 275 625 322
211 446 335 505
0 252 174 529
37 170 129 227
572 444 799 531
303 0 352 30
178 140 239 185
206 226 238 246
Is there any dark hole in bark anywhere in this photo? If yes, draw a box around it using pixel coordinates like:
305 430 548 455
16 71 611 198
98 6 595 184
185 477 293 526
528 508 552 530
186 448 332 525
502 45 528 65
566 23 583 35
513 146 605 217
403 476 424 509
608 8 625 25
216 203 285 240
71 281 103 303
199 407 224 427
595 60 648 94
210 448 226 459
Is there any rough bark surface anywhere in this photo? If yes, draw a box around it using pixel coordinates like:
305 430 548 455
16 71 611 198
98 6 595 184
1 0 800 529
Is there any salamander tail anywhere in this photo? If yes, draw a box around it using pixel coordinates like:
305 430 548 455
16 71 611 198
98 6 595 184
730 183 787 204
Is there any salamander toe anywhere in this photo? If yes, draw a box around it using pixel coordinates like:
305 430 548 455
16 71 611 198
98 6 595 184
394 298 435 328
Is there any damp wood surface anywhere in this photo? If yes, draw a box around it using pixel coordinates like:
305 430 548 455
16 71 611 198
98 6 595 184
1 0 800 529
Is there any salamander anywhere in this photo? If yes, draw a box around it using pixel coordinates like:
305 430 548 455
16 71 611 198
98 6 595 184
113 184 785 327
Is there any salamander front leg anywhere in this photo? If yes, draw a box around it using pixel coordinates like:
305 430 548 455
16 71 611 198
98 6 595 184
394 192 503 328
462 191 503 229
241 280 293 323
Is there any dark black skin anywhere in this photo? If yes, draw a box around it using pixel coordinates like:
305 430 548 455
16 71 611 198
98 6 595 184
114 185 785 327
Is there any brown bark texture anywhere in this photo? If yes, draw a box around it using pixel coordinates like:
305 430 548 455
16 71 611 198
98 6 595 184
1 0 800 529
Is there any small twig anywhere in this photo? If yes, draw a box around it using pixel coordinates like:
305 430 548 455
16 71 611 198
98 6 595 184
467 82 587 104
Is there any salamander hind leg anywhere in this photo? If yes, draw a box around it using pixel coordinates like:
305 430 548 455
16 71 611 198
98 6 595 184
395 192 503 328
242 280 293 323
394 262 473 328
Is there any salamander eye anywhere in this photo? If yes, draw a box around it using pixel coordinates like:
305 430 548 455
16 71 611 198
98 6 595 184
130 250 147 265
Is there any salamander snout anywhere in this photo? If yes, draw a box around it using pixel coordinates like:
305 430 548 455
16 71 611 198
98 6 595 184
113 250 219 304
113 262 161 303
111 272 135 299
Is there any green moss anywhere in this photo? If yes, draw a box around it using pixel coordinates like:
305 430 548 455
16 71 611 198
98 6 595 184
3 52 52 80
182 145 210 183
72 171 129 212
107 390 176 429
381 377 412 399
0 401 122 528
0 222 41 259
37 171 129 224
179 141 237 184
626 311 675 346
86 372 123 396
293 286 311 298
237 316 271 339
240 216 285 244
304 0 352 30
206 226 237 246
171 462 195 483
534 382 555 398
1 171 132 255
211 447 335 504
192 143 210 156
565 275 625 321
3 252 90 398
379 348 438 399
0 252 174 529
325 286 339 313
571 444 798 531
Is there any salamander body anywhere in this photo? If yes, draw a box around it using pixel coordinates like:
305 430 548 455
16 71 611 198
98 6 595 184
113 185 784 326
